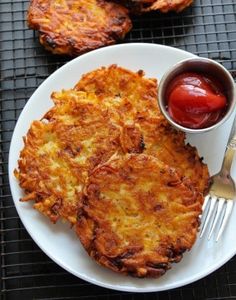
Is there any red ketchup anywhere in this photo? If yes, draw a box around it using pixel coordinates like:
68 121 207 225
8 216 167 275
166 72 227 129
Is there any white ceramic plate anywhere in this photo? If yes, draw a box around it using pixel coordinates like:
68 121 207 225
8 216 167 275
9 43 236 293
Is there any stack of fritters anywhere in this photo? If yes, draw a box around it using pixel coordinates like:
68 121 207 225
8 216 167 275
16 65 209 278
27 0 193 56
75 65 210 194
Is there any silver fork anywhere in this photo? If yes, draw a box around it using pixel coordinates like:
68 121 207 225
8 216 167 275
200 117 236 242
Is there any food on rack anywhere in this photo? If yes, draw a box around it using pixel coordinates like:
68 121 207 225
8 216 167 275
15 65 209 278
118 0 193 13
26 0 194 56
166 72 227 129
76 153 203 278
75 65 210 195
27 0 132 56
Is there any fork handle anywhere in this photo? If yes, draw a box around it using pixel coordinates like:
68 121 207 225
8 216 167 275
221 147 235 177
220 116 236 176
228 135 236 149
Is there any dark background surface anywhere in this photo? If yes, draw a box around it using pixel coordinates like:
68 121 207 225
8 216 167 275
1 1 236 299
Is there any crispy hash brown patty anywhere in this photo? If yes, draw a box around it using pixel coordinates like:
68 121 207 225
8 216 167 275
119 0 193 13
75 65 210 195
15 91 131 224
76 154 203 278
27 0 132 56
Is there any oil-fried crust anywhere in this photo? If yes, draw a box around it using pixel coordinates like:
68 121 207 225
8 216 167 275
27 0 132 56
76 154 203 278
15 91 127 224
118 0 193 13
75 65 210 195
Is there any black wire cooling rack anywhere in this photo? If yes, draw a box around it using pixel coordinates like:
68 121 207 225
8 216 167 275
1 1 236 299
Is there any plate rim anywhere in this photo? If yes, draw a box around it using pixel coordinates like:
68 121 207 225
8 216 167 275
8 42 236 293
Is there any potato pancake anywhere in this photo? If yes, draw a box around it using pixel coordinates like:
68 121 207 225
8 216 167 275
15 91 126 224
76 153 203 277
119 0 193 13
75 65 210 195
27 0 132 56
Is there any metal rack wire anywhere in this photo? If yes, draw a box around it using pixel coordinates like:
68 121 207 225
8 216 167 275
1 0 236 299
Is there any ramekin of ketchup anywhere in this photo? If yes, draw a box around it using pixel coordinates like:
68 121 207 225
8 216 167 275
158 58 235 133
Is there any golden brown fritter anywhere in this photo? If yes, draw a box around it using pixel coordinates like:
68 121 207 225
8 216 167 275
118 0 193 13
27 0 132 56
75 65 210 195
15 91 126 224
76 153 203 278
